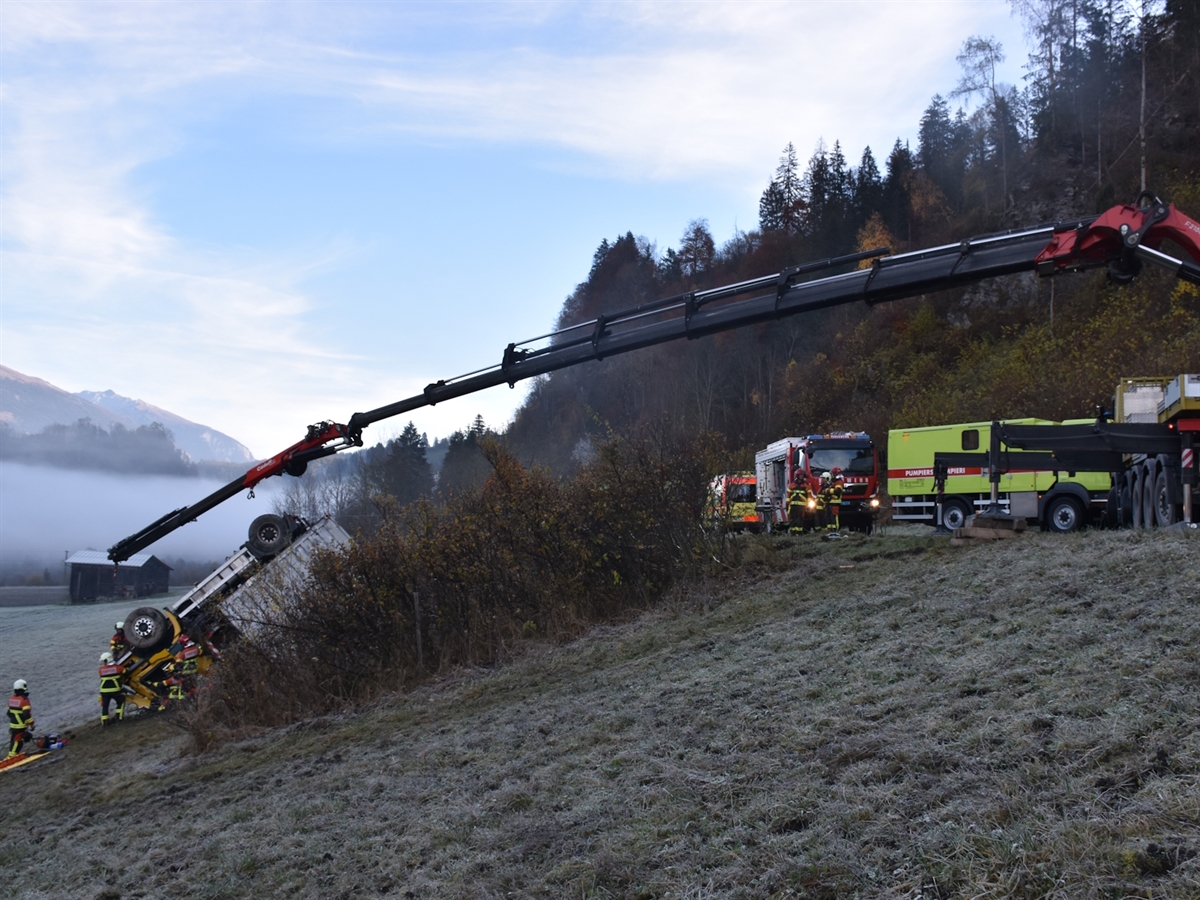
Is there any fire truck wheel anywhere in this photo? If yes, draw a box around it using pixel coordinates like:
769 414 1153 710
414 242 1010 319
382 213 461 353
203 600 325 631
126 606 171 652
1153 469 1178 527
941 498 971 531
1045 496 1082 533
247 514 291 558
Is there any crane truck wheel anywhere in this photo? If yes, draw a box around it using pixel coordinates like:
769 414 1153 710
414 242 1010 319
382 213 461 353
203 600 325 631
1119 483 1132 528
1141 464 1157 528
1044 496 1083 533
247 514 291 559
1153 469 1179 527
1131 472 1144 528
940 498 971 531
126 606 171 652
1104 486 1119 529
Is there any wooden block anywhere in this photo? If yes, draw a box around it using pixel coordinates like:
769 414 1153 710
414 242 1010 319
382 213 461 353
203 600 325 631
954 526 1023 540
973 514 1027 532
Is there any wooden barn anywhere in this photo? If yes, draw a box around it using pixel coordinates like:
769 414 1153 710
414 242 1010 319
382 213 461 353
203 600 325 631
66 551 171 603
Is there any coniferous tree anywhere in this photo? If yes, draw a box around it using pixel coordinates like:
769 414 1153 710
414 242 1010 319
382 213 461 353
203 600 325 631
439 424 493 498
853 146 884 225
359 420 433 508
758 142 804 234
882 139 913 241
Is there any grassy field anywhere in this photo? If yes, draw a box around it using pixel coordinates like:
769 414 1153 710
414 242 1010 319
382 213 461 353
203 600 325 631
1 526 1197 899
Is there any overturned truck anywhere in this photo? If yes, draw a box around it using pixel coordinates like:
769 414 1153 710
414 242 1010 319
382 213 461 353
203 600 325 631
114 514 349 711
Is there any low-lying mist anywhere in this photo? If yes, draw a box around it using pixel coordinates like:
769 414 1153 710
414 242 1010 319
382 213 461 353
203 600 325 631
0 462 283 569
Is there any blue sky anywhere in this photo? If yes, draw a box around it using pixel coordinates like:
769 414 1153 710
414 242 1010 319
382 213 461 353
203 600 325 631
1 1 1029 457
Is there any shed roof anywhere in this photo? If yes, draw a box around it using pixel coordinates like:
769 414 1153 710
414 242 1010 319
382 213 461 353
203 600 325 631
66 551 169 569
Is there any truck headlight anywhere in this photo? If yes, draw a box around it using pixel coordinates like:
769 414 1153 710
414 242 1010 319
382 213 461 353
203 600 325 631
807 500 816 509
870 498 880 508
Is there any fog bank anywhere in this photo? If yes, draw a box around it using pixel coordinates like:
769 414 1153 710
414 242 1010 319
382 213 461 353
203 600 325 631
0 462 282 566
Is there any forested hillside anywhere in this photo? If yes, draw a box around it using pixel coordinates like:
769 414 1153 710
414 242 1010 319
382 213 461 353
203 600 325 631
282 0 1200 534
500 0 1200 473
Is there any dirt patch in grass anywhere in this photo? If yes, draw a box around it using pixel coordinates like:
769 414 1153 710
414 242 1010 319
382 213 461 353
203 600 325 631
1 527 1197 899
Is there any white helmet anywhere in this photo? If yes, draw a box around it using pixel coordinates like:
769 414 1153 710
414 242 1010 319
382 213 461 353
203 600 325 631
13 679 27 692
115 622 124 630
100 652 114 664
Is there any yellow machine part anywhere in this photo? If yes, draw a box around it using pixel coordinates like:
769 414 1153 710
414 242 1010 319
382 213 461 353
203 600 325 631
121 610 215 709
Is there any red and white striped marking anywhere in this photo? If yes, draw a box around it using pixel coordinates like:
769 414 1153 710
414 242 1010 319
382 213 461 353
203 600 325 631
1184 448 1194 470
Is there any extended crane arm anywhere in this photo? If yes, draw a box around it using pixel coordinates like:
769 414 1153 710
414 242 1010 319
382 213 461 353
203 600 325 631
107 422 358 562
108 195 1200 562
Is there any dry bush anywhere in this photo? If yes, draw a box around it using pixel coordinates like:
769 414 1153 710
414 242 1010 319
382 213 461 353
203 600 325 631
186 432 720 742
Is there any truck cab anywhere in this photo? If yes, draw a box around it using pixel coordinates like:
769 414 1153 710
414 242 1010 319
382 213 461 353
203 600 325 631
707 472 761 531
756 432 881 532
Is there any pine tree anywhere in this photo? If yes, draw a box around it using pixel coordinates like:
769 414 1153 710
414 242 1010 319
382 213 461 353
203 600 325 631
853 146 884 225
758 142 804 234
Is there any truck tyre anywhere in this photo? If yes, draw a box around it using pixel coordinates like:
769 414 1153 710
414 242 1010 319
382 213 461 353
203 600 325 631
247 514 291 559
126 606 171 652
1104 486 1119 528
1141 464 1157 528
1131 471 1144 528
1119 482 1132 527
1045 496 1083 533
941 498 971 531
1154 469 1179 527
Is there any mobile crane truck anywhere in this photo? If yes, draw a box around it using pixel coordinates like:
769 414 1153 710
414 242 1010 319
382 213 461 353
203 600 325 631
105 192 1200 632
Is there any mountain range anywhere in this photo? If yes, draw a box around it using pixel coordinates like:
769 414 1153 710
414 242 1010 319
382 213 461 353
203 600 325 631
0 365 254 463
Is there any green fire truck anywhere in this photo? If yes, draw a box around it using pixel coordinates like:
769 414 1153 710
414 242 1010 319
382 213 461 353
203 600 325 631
888 419 1112 532
888 373 1200 532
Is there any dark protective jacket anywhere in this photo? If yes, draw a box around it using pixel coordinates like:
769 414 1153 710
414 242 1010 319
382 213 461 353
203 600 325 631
787 482 810 517
7 694 32 731
99 664 125 694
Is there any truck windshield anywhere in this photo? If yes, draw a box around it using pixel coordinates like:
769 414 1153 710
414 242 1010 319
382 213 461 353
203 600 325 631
810 447 874 476
728 483 756 503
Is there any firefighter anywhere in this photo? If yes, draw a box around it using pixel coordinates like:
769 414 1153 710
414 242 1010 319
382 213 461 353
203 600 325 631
826 468 845 531
7 679 34 758
165 634 200 702
815 472 832 529
110 621 129 658
98 652 126 725
787 474 811 533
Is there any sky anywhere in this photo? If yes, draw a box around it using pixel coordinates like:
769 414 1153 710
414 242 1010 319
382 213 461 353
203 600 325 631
0 0 1031 459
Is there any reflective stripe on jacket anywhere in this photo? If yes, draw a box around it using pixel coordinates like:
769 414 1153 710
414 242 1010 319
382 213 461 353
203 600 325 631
99 664 125 693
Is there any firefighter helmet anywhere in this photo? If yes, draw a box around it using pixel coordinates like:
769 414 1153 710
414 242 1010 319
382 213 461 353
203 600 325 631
821 471 832 482
831 467 842 476
100 652 114 664
13 679 27 692
115 622 124 631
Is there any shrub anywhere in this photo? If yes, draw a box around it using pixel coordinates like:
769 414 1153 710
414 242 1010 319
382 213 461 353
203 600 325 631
186 431 720 742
